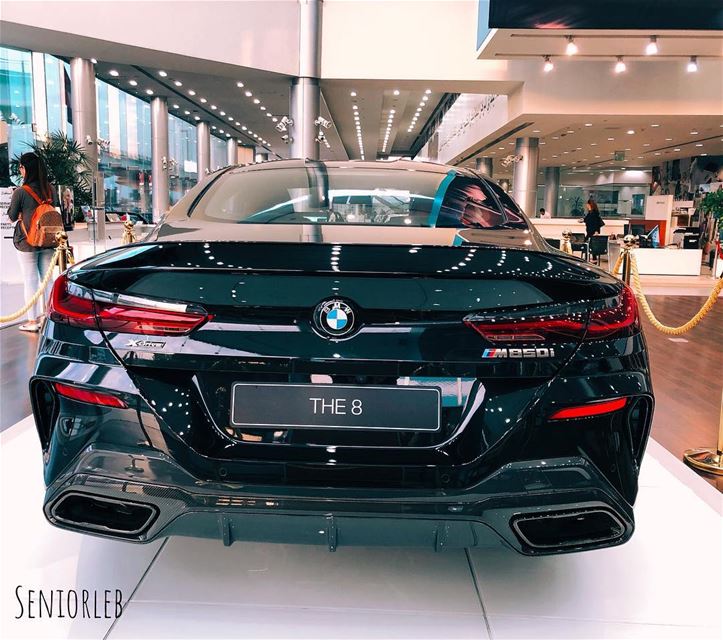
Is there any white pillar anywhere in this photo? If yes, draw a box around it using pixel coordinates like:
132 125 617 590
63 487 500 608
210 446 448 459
196 120 210 182
475 157 493 178
512 137 539 216
226 138 238 166
151 96 169 222
544 166 560 217
69 58 98 181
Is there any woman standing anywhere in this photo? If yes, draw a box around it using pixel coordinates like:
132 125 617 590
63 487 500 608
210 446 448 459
7 152 58 332
583 198 604 242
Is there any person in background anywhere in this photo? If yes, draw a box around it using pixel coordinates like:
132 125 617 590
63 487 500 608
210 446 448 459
538 207 550 218
583 198 604 242
6 152 58 332
60 187 74 231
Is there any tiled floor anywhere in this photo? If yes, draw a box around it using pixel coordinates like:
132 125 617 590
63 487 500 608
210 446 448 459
1 416 720 640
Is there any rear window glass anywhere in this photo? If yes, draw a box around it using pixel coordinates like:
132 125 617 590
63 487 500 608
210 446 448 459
188 166 527 229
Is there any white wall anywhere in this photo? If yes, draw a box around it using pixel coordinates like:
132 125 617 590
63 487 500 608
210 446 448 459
1 1 300 76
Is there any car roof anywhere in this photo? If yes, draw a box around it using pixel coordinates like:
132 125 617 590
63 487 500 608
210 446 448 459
226 158 462 176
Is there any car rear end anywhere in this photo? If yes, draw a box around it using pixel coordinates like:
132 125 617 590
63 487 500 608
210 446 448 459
30 161 653 554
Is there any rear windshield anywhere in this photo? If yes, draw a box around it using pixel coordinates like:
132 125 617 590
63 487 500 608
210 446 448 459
188 166 528 229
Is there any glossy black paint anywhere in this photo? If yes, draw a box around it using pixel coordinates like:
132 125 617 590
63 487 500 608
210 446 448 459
31 160 654 554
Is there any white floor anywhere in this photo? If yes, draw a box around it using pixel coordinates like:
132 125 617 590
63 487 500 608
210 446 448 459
1 416 721 640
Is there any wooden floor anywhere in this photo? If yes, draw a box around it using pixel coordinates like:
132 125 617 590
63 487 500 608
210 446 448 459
1 296 721 489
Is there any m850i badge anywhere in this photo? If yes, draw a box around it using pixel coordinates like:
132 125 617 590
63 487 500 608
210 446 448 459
482 348 556 358
126 339 166 349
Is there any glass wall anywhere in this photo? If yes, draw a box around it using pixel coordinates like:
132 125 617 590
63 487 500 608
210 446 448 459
96 78 152 218
44 54 72 137
168 113 197 205
0 46 35 186
210 135 227 171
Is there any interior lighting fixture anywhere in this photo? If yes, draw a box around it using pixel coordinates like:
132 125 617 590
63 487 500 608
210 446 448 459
350 91 357 97
158 70 168 77
188 90 196 96
645 36 658 55
614 57 626 73
109 69 119 77
172 104 179 109
393 89 400 95
543 55 554 72
145 89 154 95
687 56 698 73
194 116 200 121
245 91 253 97
674 148 681 151
211 105 217 110
253 98 260 104
90 58 98 64
236 81 244 88
565 36 578 56
585 123 593 127
260 106 266 111
627 130 635 135
200 98 207 103
174 80 182 87
651 123 660 127
220 111 226 116
128 80 138 87
419 101 425 107
690 130 699 134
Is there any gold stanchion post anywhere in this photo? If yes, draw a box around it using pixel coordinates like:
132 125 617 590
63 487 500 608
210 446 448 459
561 230 573 255
621 234 637 286
55 231 69 273
684 390 723 476
122 220 136 245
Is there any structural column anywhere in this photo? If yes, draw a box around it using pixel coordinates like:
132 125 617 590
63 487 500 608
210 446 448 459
256 152 269 162
289 0 321 160
69 58 98 190
544 166 560 217
196 120 211 182
512 137 539 216
150 97 169 222
475 157 493 178
226 138 238 166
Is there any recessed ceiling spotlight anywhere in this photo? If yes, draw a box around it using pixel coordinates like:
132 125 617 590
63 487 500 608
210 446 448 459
627 129 635 134
643 143 651 146
128 79 138 87
272 117 278 122
219 129 224 134
650 123 660 127
674 148 681 151
172 103 179 109
565 36 578 56
235 121 240 125
260 106 266 111
211 125 216 130
695 143 703 147
183 110 190 115
200 98 207 103
242 126 247 131
350 91 357 97
393 89 400 95
543 55 554 72
585 123 593 127
532 129 541 133
188 90 196 96
690 130 699 135
614 56 626 73
228 116 233 121
91 58 98 64
253 98 260 104
173 80 182 87
687 56 698 73
422 96 429 102
109 69 119 77
665 137 673 141
419 101 425 107
194 116 200 121
244 91 252 97
220 111 226 116
226 133 231 138
236 81 244 88
145 89 154 95
158 70 168 77
266 113 272 117
645 36 658 56
211 105 217 110
607 137 615 141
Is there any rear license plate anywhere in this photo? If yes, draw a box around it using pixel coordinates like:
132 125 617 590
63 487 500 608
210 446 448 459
230 383 441 431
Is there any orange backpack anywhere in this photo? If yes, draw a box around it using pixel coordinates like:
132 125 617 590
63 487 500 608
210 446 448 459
19 185 63 248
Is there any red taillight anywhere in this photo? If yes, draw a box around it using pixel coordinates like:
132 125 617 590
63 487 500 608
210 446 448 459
95 305 209 336
55 382 127 408
550 397 627 420
465 287 639 343
48 274 97 328
587 286 639 339
48 274 210 336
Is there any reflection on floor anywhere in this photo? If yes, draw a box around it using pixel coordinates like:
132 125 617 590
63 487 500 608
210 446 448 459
1 416 720 640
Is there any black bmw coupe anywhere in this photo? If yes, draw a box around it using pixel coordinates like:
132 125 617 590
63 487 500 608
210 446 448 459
32 160 653 555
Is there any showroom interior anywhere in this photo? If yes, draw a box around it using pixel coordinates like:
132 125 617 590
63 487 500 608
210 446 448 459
0 1 721 639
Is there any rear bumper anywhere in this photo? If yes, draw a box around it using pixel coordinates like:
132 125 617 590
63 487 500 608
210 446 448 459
43 445 634 555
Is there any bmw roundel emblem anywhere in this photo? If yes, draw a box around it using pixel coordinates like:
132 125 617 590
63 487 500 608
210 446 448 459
314 299 356 339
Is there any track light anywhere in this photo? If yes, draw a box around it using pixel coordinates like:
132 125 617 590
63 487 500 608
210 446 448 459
614 56 626 73
543 55 554 72
565 36 578 56
687 56 698 72
645 36 658 55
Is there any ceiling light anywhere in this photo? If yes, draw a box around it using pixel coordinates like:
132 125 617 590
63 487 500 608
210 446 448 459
565 36 578 56
695 143 703 147
211 105 217 110
91 58 98 64
627 129 635 134
183 110 190 115
651 123 660 127
242 126 247 130
419 101 425 107
585 123 593 127
350 91 357 97
352 105 358 110
188 90 196 96
687 56 698 73
614 57 626 73
220 111 226 116
158 70 168 77
173 80 182 87
226 133 231 138
244 91 252 97
674 148 681 151
200 97 207 103
172 103 179 109
645 36 658 56
665 137 673 141
532 129 541 133
543 55 554 73
228 116 233 121
194 116 200 121
272 117 278 122
219 129 224 134
253 98 260 104
690 130 699 134
145 89 154 95
236 81 244 88
643 143 651 146
393 89 400 95
607 137 615 141
109 69 119 77
235 121 240 125
266 113 272 117
128 79 138 87
422 96 429 102
260 106 266 111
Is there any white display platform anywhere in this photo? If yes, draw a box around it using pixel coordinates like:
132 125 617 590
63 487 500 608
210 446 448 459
531 218 629 241
1 416 721 640
634 248 702 276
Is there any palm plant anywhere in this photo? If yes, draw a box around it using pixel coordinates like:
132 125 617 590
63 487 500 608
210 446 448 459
10 131 93 206
698 187 723 241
